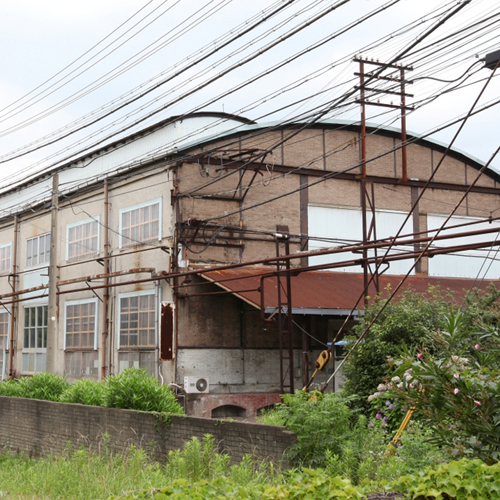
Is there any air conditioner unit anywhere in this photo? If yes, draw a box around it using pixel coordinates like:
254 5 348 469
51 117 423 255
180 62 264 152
184 376 210 394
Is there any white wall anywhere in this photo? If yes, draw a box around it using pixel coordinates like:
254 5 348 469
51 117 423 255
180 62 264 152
308 205 414 275
427 215 500 279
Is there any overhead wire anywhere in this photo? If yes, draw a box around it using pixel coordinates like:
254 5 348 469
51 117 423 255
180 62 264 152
0 0 458 189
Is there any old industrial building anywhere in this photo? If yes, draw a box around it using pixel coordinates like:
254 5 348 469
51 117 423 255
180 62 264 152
0 111 499 417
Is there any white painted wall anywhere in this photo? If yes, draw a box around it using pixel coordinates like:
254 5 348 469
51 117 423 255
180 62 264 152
427 215 500 279
308 205 414 275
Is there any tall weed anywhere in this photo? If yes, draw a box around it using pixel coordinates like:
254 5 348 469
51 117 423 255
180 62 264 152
260 391 353 467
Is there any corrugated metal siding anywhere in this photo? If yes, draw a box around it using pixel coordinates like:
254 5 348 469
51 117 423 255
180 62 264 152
428 214 500 278
308 205 414 275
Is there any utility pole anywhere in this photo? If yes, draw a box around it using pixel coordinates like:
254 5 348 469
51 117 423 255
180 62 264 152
46 174 59 374
354 57 414 302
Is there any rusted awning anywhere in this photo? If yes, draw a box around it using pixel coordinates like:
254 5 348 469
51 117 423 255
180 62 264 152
200 266 499 314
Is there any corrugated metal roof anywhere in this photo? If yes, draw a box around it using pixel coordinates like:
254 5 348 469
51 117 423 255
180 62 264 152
200 266 499 311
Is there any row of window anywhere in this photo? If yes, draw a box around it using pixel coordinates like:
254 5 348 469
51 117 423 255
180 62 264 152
0 290 162 377
0 198 162 273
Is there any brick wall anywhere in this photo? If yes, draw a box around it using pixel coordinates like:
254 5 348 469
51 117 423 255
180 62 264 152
0 397 296 466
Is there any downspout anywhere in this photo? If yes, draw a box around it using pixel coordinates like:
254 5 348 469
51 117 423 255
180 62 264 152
8 215 18 378
173 167 180 387
101 179 109 379
155 280 160 379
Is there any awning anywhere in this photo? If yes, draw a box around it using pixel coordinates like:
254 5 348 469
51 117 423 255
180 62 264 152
200 266 499 315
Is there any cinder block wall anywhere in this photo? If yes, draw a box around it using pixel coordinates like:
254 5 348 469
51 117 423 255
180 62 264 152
0 397 296 465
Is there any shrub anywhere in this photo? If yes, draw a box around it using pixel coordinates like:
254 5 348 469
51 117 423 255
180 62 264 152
15 373 70 401
59 378 106 406
0 379 24 397
342 287 451 412
104 368 183 414
388 311 500 463
260 391 353 467
390 458 500 500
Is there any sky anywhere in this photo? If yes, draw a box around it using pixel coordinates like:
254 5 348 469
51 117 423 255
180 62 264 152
0 0 499 189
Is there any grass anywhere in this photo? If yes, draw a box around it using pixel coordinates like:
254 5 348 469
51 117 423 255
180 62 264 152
0 446 166 500
0 436 285 500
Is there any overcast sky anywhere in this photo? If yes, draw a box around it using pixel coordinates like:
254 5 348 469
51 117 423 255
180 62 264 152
0 0 498 188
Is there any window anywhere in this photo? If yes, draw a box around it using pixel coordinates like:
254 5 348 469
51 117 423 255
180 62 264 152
22 304 47 374
0 243 12 275
119 293 156 348
65 300 97 349
0 311 8 351
64 299 98 379
67 218 99 260
65 351 99 378
118 291 157 374
120 199 161 247
0 312 8 379
26 233 51 267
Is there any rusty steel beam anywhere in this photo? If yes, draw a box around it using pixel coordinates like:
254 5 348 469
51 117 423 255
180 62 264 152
58 268 156 287
58 245 170 269
1 223 499 305
194 161 500 196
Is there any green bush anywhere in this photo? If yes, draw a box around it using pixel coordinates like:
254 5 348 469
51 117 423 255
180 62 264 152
261 391 443 482
342 287 451 412
387 311 500 463
59 378 106 406
104 368 183 414
15 373 70 401
390 458 500 500
260 391 354 467
0 379 24 397
112 468 365 500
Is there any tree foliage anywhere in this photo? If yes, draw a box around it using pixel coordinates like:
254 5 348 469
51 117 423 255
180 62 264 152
342 285 500 412
387 310 500 463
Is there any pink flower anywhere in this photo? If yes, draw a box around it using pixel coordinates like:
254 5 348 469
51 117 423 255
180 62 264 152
454 388 459 395
417 353 423 359
475 344 480 350
454 373 459 379
474 400 481 406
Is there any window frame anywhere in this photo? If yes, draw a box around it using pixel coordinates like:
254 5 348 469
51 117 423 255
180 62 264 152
66 217 100 261
26 233 51 269
0 310 10 352
117 289 158 350
119 198 162 249
0 242 12 275
21 301 48 374
63 298 99 351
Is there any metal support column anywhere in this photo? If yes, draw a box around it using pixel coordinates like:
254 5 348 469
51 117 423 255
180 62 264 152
275 230 294 393
47 174 59 374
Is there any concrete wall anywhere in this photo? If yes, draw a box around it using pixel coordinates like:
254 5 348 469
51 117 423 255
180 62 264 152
0 396 296 465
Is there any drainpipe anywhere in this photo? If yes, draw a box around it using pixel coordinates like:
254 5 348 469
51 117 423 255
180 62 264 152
155 280 160 379
8 215 18 378
101 179 109 379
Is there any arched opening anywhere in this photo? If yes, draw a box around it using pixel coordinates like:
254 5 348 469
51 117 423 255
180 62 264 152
211 404 246 419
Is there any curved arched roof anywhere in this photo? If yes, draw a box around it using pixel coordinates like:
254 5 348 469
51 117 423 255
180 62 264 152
0 111 497 216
